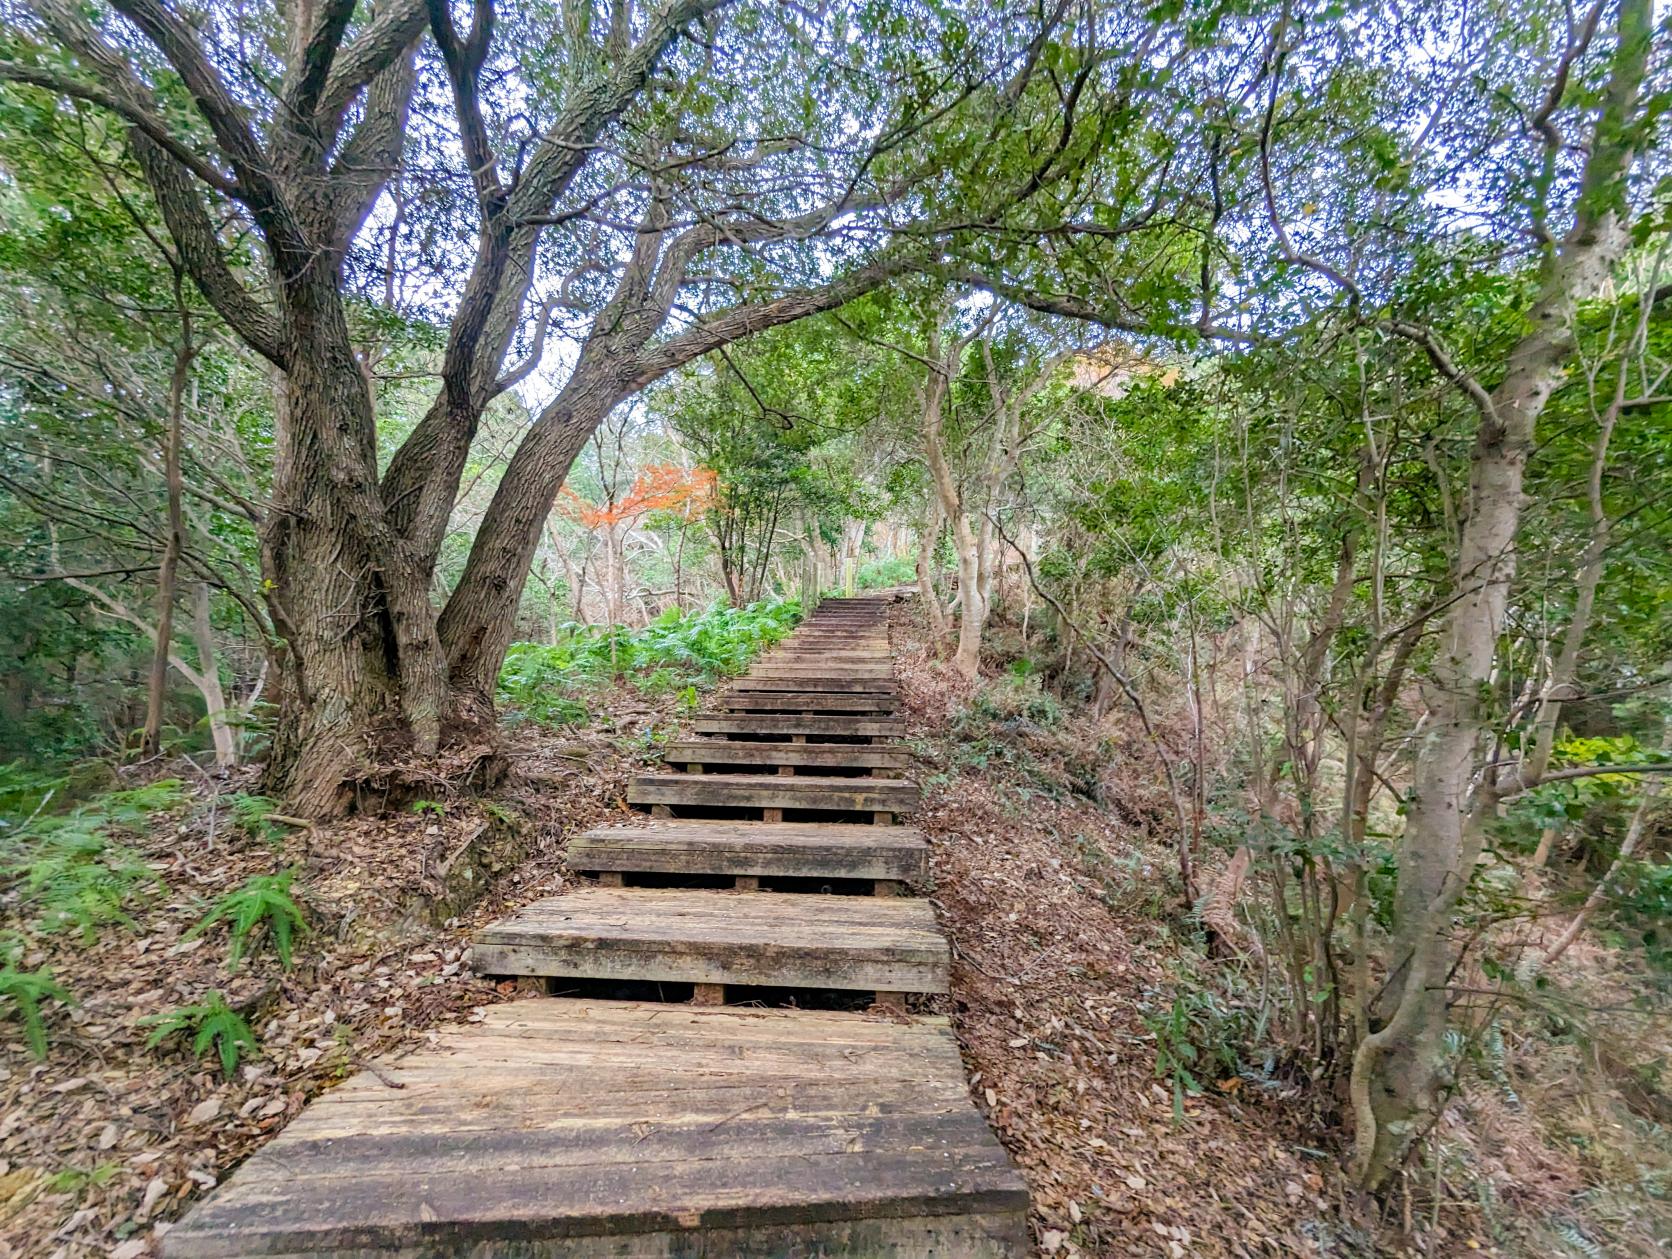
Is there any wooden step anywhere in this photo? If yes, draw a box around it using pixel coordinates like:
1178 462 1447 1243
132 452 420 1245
664 740 910 774
471 889 950 993
716 691 898 714
163 1001 1026 1258
692 713 907 739
749 663 897 678
631 772 918 815
569 820 929 882
729 676 899 694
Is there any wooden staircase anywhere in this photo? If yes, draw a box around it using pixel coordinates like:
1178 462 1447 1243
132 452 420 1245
164 595 1028 1258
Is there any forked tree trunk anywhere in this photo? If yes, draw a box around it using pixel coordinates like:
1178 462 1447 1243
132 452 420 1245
263 285 451 816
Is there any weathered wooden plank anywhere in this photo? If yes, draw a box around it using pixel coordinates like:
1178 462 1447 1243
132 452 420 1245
715 692 899 713
628 772 918 813
472 890 948 992
727 677 899 693
691 714 906 739
164 1000 1024 1259
661 741 909 771
569 820 928 881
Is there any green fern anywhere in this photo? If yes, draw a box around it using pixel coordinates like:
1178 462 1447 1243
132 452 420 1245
8 823 158 940
186 869 308 971
141 990 259 1078
228 793 289 845
0 960 72 1058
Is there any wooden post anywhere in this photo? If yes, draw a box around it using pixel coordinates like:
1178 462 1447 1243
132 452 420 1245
763 807 783 823
692 983 726 1006
873 811 893 825
735 875 760 891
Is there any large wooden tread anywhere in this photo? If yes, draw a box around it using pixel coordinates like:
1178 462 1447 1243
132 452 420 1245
691 713 906 738
716 691 899 713
629 772 919 813
663 739 910 771
728 676 899 693
162 1001 1027 1258
471 889 950 992
569 820 929 881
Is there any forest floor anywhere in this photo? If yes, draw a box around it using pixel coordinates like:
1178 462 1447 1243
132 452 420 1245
0 694 663 1259
4 603 1667 1258
887 601 1671 1259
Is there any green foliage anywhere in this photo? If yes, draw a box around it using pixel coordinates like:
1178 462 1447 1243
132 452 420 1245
409 799 446 818
44 1163 120 1198
0 949 71 1058
1143 982 1248 1120
186 869 308 971
854 556 915 590
968 677 1064 730
228 793 288 845
0 761 67 821
498 598 801 724
142 990 260 1078
1605 858 1672 970
0 779 185 940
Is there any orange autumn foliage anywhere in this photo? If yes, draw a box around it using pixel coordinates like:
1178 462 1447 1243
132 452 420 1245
560 464 716 529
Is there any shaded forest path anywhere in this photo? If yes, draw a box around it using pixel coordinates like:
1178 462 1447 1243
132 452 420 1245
166 595 1029 1257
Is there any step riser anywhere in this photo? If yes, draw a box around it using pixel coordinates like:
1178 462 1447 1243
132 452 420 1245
730 682 899 696
692 716 906 738
717 695 898 713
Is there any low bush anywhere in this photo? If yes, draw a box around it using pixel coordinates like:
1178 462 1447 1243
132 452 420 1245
499 598 800 724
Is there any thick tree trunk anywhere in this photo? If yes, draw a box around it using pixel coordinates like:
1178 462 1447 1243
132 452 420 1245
263 286 450 817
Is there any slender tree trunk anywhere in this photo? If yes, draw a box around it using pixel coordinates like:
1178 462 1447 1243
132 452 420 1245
1349 0 1651 1187
916 496 948 645
190 582 238 769
141 289 193 757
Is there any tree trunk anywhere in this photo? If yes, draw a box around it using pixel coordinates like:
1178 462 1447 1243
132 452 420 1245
916 497 948 645
141 294 192 757
440 360 623 699
263 285 450 817
1348 0 1651 1188
190 582 238 769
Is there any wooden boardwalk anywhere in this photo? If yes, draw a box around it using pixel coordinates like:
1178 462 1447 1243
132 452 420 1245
166 595 1028 1257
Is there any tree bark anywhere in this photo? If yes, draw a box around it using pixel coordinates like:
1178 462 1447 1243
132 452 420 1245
141 287 193 757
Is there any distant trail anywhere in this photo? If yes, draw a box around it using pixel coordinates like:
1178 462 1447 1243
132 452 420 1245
167 594 1029 1257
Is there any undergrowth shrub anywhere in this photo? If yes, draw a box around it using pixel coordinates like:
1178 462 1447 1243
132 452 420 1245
0 938 71 1058
142 990 260 1077
498 598 800 724
187 869 308 970
0 778 185 940
854 556 915 590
